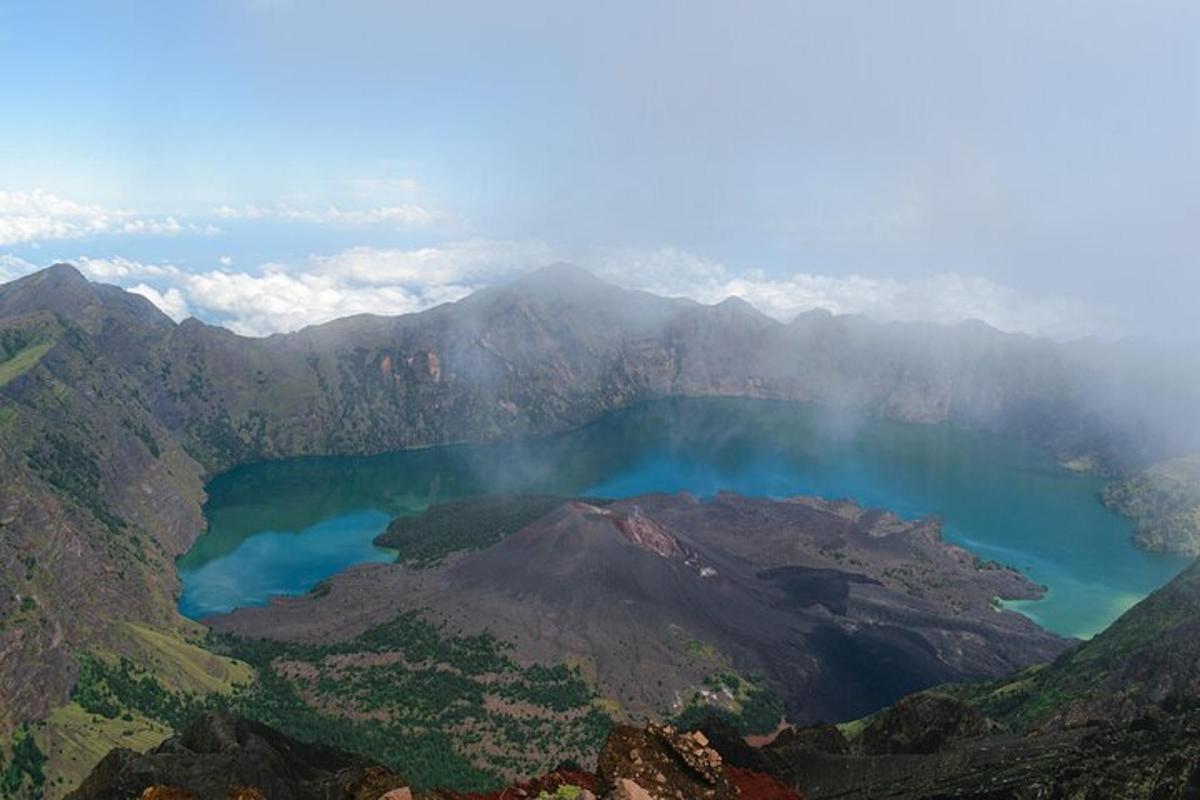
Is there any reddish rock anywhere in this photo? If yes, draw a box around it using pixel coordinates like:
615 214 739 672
596 724 738 800
727 767 806 800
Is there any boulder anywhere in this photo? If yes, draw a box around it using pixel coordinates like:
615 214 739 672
858 692 992 755
769 723 849 756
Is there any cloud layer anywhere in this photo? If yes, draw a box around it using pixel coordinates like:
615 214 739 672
0 243 1113 340
213 203 437 228
0 190 215 246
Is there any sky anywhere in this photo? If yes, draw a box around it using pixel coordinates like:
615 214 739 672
0 0 1196 338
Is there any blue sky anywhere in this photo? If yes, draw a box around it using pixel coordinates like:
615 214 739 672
1 1 1196 337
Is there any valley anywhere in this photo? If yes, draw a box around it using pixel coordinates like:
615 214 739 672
1 264 1198 798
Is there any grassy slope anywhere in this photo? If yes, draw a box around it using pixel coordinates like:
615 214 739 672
41 626 254 798
65 612 613 793
0 341 53 387
42 705 172 798
959 559 1200 730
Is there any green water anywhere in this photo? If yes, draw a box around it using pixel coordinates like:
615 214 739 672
177 397 1189 637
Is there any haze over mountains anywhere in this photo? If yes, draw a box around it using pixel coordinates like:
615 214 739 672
3 263 1200 797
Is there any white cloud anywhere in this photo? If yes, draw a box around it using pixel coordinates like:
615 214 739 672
1 241 1112 340
213 202 436 228
582 247 1108 340
314 239 554 286
0 254 38 282
0 189 217 246
181 266 472 336
74 256 185 280
127 283 192 321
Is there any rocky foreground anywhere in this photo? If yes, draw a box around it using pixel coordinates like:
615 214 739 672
72 549 1200 800
66 712 803 800
69 691 1200 800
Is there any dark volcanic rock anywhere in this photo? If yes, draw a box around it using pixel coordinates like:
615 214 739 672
858 692 992 755
213 493 1068 725
770 724 849 757
66 712 410 800
695 717 772 771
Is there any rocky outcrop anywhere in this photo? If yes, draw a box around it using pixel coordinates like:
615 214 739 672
66 712 410 800
596 725 736 800
732 704 1200 799
858 692 993 755
72 717 805 800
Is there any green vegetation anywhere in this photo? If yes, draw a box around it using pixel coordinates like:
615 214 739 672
673 672 785 737
0 342 53 387
72 654 199 730
0 323 56 389
44 702 172 798
375 495 599 567
70 613 612 792
121 417 161 458
0 724 48 799
959 561 1200 730
537 787 583 800
24 431 128 534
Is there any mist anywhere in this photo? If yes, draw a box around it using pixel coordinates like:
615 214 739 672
2 0 1198 344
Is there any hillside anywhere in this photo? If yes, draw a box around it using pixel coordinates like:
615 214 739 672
65 554 1200 800
960 556 1200 731
0 262 1192 795
1103 454 1200 556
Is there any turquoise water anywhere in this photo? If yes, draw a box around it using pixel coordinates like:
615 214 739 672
177 397 1190 637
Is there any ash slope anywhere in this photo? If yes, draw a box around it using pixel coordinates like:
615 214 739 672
739 557 1200 799
212 493 1067 724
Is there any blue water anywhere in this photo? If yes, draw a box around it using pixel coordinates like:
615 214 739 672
177 397 1190 637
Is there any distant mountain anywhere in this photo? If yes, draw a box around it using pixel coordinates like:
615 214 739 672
3 263 1183 476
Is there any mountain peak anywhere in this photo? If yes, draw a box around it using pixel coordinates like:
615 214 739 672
0 261 175 331
789 307 835 324
0 262 96 314
4 262 89 294
41 262 89 282
514 262 608 290
714 295 769 320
